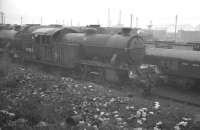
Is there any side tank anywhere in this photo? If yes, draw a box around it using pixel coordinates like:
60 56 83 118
61 28 145 66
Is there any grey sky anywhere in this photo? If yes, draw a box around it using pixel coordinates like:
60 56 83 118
1 0 200 28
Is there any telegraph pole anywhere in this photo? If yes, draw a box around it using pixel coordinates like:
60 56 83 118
20 16 23 25
130 14 133 28
62 19 65 25
40 16 43 25
148 21 153 29
70 19 73 26
3 15 5 24
0 12 4 24
118 10 121 26
136 17 138 28
175 15 178 42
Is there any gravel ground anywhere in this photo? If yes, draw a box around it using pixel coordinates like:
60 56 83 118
0 64 200 130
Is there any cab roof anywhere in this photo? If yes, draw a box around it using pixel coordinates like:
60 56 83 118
32 27 78 36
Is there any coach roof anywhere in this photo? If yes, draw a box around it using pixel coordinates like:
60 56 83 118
146 48 200 62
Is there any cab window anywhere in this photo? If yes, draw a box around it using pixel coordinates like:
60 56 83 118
34 35 50 44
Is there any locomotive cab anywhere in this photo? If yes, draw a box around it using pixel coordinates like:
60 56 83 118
30 27 79 67
33 35 51 44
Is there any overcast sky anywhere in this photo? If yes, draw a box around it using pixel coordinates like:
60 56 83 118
1 0 200 28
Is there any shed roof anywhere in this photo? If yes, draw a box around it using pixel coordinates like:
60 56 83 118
32 27 62 35
32 27 78 36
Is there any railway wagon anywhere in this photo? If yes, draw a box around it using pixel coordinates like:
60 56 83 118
18 27 145 82
145 48 200 88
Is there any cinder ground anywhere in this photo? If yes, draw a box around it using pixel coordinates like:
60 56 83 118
0 64 200 130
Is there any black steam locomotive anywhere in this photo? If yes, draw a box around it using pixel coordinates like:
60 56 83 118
0 25 146 83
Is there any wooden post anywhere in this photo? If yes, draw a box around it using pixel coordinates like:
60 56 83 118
175 15 178 42
70 19 73 26
40 16 43 25
136 17 138 28
130 14 133 28
21 16 23 25
3 15 5 24
0 12 4 24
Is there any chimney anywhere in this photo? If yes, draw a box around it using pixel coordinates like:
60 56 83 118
121 27 132 36
85 28 97 35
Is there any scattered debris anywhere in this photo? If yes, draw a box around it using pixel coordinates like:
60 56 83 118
154 101 160 110
0 65 198 129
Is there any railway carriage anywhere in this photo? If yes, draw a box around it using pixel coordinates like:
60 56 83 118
145 48 200 88
187 42 200 51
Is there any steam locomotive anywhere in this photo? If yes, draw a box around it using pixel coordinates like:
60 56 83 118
2 24 200 90
0 25 146 83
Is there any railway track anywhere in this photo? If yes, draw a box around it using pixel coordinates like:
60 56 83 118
153 94 200 107
151 86 200 107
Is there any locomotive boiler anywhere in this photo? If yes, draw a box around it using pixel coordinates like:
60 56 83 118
61 28 144 65
60 28 145 82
